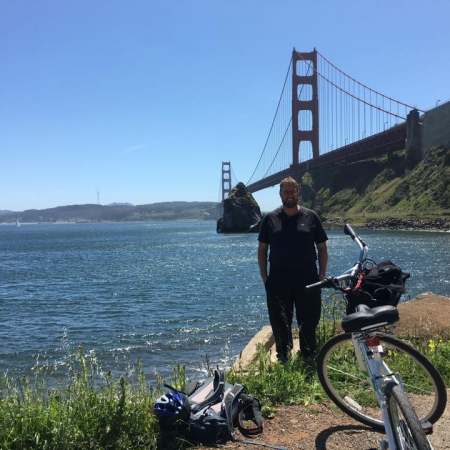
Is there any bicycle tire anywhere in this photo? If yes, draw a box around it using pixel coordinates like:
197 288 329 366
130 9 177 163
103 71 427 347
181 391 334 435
386 381 432 450
317 332 447 431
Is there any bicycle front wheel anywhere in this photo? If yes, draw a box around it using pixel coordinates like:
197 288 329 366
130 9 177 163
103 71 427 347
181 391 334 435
386 382 432 450
317 332 447 431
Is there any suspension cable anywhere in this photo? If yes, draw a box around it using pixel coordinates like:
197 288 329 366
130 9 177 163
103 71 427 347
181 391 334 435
230 165 240 188
246 56 293 186
315 49 425 112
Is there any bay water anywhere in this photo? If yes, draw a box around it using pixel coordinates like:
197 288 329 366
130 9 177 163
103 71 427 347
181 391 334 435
1 221 449 383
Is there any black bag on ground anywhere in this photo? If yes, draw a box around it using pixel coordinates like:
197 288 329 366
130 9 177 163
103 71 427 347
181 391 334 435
152 368 263 445
345 260 407 314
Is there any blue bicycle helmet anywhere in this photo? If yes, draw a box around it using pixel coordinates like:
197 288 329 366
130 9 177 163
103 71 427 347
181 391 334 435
152 391 191 425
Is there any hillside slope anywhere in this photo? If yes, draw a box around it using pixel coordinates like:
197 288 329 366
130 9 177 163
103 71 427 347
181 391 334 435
300 146 450 228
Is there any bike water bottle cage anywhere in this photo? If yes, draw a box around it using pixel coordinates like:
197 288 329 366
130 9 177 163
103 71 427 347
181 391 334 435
341 303 399 333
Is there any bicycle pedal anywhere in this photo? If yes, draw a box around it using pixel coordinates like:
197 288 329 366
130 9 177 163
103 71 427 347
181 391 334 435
420 419 433 435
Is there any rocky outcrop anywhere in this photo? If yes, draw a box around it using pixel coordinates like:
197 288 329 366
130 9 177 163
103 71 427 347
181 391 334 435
323 217 450 231
366 217 450 231
216 182 263 233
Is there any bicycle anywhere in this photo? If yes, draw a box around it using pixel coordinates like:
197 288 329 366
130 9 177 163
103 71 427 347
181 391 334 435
305 224 447 450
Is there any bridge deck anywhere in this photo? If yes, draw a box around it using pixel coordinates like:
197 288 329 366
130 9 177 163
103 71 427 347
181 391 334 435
247 122 406 192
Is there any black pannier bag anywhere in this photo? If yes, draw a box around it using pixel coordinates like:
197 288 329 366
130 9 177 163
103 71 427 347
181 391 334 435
345 260 407 314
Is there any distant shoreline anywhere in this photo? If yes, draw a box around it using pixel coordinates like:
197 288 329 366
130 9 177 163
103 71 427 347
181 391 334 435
3 217 450 233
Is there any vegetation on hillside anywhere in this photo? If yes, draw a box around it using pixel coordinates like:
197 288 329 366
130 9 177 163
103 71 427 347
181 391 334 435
300 146 450 224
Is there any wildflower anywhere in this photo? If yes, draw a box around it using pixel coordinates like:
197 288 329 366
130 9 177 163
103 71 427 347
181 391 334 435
428 339 435 350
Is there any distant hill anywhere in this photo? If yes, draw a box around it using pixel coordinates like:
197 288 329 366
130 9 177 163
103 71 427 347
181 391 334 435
0 201 222 223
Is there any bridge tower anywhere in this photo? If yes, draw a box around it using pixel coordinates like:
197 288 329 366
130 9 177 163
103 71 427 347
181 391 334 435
221 161 232 201
292 49 319 165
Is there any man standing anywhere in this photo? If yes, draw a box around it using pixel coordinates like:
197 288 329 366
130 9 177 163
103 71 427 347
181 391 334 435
257 176 328 363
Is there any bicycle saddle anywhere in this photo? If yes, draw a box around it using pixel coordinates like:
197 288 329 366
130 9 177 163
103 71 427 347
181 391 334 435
342 303 399 332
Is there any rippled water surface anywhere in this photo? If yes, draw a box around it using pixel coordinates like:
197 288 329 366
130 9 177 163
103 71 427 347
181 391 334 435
1 221 449 381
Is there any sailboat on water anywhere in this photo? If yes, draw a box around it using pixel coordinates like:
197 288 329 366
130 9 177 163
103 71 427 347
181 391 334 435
15 220 20 228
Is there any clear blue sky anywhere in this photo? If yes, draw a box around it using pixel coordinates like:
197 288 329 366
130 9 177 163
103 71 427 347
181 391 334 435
1 1 449 212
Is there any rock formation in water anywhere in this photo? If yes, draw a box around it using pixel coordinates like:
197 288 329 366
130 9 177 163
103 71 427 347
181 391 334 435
216 182 263 233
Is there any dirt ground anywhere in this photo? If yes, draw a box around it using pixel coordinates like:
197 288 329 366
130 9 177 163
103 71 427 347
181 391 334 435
220 293 450 450
223 390 450 450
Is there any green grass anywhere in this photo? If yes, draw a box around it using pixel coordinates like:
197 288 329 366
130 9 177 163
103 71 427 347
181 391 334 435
0 346 161 449
0 303 449 449
394 334 450 386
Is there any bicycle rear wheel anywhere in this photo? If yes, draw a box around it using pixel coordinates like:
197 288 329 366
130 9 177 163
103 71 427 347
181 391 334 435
386 381 432 450
317 332 447 431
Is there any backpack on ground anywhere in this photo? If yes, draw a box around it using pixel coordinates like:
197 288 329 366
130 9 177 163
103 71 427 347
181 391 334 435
345 260 408 314
152 368 263 445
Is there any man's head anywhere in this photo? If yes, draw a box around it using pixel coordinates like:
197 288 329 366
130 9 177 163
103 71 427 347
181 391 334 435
279 177 299 209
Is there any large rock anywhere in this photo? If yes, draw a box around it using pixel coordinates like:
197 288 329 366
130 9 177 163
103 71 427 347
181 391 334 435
231 325 276 372
216 182 263 233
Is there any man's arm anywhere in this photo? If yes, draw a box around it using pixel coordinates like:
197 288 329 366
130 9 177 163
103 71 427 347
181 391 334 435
257 241 269 285
316 241 328 280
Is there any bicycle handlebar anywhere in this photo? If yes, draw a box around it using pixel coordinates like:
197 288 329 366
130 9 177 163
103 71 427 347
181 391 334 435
304 277 335 292
305 223 368 293
304 270 356 292
344 223 368 265
343 223 357 240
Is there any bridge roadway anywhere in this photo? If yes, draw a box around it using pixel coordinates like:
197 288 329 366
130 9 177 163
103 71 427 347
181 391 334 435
247 122 407 193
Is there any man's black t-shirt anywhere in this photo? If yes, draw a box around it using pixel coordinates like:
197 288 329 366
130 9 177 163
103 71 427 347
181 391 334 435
258 206 328 291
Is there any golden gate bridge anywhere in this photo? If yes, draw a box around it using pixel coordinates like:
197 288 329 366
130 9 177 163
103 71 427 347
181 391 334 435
221 48 425 200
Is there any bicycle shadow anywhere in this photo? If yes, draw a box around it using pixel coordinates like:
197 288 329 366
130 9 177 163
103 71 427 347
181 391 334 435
314 423 384 450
